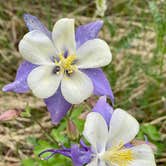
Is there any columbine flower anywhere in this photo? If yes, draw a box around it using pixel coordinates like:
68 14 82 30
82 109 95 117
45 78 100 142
83 97 156 166
18 17 112 104
38 97 156 166
3 14 114 124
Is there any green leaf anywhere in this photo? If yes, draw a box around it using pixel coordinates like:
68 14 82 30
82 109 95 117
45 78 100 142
21 158 36 166
141 124 161 141
71 106 85 133
50 120 69 146
104 18 117 37
21 104 31 118
34 140 54 156
70 106 83 119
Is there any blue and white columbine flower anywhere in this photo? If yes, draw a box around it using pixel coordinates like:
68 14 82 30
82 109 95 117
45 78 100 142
18 18 112 103
83 97 156 166
38 97 156 166
3 14 114 124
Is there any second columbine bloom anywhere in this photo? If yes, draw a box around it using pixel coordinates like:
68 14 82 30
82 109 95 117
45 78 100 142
19 18 112 104
39 97 156 166
83 97 156 166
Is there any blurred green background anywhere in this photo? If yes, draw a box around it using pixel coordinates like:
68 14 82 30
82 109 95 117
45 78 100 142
0 0 166 165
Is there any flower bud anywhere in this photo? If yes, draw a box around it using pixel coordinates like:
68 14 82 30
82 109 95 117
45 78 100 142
0 109 22 121
66 119 79 140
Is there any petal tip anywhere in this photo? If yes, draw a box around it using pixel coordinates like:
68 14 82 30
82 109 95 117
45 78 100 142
23 13 34 23
23 13 29 18
49 110 67 126
96 20 104 26
23 13 36 20
51 119 59 126
2 84 11 92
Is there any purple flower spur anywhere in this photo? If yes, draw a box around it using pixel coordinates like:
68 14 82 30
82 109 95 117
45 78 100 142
2 14 114 124
39 140 92 166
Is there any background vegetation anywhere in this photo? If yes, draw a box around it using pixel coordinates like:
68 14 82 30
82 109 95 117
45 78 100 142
0 0 165 165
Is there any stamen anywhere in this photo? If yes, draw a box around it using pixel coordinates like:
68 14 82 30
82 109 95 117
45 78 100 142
102 142 133 166
58 54 77 74
52 66 61 74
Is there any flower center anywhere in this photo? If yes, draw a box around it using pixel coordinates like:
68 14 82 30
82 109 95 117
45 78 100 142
101 142 133 166
56 54 77 74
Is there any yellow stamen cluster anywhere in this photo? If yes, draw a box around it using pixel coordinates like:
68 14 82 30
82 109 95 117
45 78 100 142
102 142 133 166
58 54 77 74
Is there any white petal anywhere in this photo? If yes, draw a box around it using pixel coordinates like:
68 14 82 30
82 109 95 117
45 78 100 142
107 109 139 148
61 70 93 104
52 18 76 54
130 144 156 166
99 160 107 166
86 157 98 166
27 65 62 98
83 112 108 153
76 39 112 69
19 30 56 65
